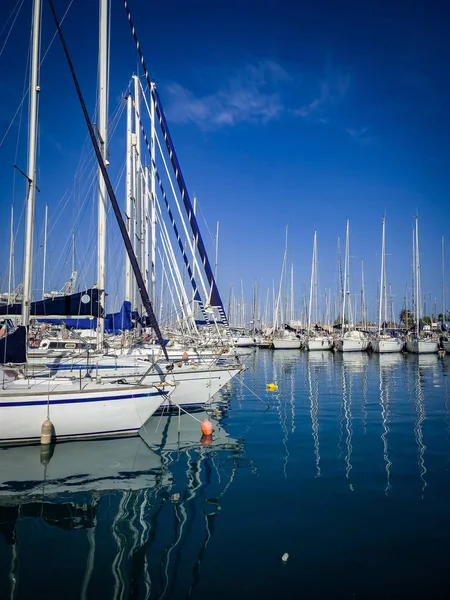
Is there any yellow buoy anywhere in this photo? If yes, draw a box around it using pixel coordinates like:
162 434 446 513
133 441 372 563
266 383 278 391
40 418 55 445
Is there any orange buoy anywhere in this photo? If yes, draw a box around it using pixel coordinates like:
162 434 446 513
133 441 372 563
201 419 213 435
200 434 213 446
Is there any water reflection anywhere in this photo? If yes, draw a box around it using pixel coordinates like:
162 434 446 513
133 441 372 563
306 353 330 478
376 354 403 492
413 359 429 496
0 409 243 600
271 351 299 478
335 354 370 488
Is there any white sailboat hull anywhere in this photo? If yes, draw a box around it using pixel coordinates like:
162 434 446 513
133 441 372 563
371 338 404 353
0 362 243 444
232 336 255 347
159 364 242 409
272 338 301 349
306 337 333 351
335 338 369 352
0 378 163 445
443 340 450 353
405 339 438 354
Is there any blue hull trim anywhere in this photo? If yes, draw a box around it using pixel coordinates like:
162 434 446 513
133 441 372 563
0 391 162 408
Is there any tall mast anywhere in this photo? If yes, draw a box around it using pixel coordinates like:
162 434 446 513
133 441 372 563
290 262 294 325
150 83 157 308
21 0 42 326
71 231 75 273
341 220 349 328
143 164 149 291
378 216 385 332
42 203 48 298
442 235 446 325
308 230 316 330
214 221 219 282
414 216 420 335
411 225 415 321
125 94 133 302
361 259 366 329
8 204 14 304
97 0 109 346
133 75 143 304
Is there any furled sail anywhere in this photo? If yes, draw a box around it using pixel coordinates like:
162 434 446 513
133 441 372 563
0 289 103 318
0 325 27 364
38 301 132 333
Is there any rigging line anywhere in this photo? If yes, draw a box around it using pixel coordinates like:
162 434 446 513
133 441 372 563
46 101 127 290
0 0 74 151
123 0 227 320
236 374 270 409
48 0 169 360
133 100 213 330
0 0 24 59
134 89 207 303
0 0 22 41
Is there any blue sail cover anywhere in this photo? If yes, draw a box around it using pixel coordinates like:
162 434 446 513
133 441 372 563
0 289 103 318
38 301 132 334
0 326 27 364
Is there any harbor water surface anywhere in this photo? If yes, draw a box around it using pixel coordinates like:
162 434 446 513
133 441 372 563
1 349 450 598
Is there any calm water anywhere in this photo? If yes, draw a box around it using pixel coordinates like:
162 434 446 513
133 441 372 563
1 350 450 598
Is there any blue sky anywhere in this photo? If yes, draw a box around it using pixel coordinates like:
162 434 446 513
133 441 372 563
0 0 449 322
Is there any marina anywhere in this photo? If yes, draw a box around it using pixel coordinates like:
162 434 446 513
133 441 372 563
0 0 450 597
1 349 450 597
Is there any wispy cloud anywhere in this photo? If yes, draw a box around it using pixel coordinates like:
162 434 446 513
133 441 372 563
164 60 291 130
345 127 372 145
293 70 351 120
164 60 352 132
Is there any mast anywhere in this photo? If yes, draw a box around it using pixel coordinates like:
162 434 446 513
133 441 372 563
337 237 343 326
71 231 75 273
341 221 349 328
133 75 143 306
414 216 420 336
150 83 157 308
125 94 133 302
42 203 48 298
274 225 288 328
143 164 149 290
411 225 415 323
378 217 385 332
191 196 197 312
8 204 14 304
308 230 316 331
361 259 366 330
21 0 42 326
96 0 109 346
290 262 294 325
214 221 219 282
442 235 446 326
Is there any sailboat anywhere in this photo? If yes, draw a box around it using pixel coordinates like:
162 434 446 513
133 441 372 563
405 217 438 354
0 0 243 444
371 217 403 353
272 226 301 349
305 230 333 351
335 220 369 352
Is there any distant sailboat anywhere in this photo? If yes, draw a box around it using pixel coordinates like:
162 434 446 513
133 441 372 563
335 220 369 352
306 230 333 351
405 217 438 354
371 217 403 353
